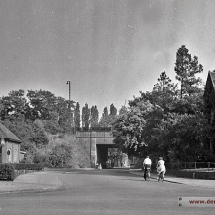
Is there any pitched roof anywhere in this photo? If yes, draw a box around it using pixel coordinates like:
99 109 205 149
209 71 215 90
0 123 21 143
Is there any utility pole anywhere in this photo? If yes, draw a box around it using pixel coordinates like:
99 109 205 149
66 81 71 109
66 81 71 131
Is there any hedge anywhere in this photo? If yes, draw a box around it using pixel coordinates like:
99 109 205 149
8 163 44 171
0 164 16 181
0 163 44 181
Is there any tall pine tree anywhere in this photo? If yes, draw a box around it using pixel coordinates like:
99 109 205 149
74 102 81 131
82 103 90 131
90 105 99 129
174 45 203 98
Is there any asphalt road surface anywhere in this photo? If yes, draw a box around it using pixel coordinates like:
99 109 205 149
1 169 215 215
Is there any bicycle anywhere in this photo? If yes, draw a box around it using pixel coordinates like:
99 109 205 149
145 167 151 181
158 171 164 182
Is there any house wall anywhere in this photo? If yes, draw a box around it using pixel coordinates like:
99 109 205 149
1 141 20 163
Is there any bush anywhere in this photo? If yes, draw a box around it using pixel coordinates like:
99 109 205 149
9 163 44 171
0 164 16 181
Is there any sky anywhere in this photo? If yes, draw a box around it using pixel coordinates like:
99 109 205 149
0 0 215 117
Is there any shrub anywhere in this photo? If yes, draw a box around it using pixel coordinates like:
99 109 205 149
9 163 44 171
0 164 16 181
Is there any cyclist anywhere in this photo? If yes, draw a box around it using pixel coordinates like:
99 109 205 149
143 156 152 180
157 157 166 181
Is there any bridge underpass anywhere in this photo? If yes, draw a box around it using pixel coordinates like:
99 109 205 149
76 131 121 168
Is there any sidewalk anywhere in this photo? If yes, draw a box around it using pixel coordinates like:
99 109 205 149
0 171 66 194
129 169 215 190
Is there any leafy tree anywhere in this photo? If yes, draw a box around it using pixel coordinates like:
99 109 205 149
74 102 81 131
153 112 209 162
112 100 155 156
110 103 117 115
119 106 128 115
90 105 99 128
99 105 118 128
0 89 26 120
153 71 178 112
82 103 90 131
26 90 57 120
45 144 73 167
102 107 108 117
56 96 72 132
174 45 203 98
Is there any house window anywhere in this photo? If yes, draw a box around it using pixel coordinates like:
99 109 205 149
7 149 12 163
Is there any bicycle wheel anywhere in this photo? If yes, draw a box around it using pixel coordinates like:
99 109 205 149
146 171 150 181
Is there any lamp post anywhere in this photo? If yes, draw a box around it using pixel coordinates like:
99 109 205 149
66 81 71 109
66 81 71 131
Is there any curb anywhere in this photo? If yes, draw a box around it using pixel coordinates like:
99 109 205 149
129 170 184 185
0 172 68 195
0 184 67 195
129 170 215 188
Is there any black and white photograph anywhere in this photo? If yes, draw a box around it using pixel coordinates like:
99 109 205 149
0 0 215 214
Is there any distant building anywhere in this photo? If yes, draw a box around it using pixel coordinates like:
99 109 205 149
203 71 215 153
0 123 21 163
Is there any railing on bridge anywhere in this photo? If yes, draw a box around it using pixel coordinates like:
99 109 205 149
76 131 113 138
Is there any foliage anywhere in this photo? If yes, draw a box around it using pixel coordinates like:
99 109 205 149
112 100 157 156
82 103 90 131
174 45 203 98
99 105 118 127
112 45 212 163
10 163 44 171
0 44 212 166
0 89 96 167
74 102 81 130
152 113 209 162
0 164 15 181
90 105 99 128
110 103 117 115
44 135 91 168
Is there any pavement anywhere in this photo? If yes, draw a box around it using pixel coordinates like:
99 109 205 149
0 170 67 194
0 168 215 194
129 169 215 189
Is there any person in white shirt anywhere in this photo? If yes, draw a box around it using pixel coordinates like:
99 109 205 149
143 156 152 180
157 157 166 180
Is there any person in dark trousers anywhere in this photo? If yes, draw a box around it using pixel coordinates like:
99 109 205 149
143 156 152 180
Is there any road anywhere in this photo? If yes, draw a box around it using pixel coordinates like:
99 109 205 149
1 169 215 215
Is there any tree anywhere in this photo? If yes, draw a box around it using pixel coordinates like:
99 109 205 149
74 102 81 131
82 103 90 131
110 103 117 115
90 105 99 128
112 100 155 156
119 106 128 115
99 106 117 128
153 71 178 112
26 90 57 120
102 107 108 117
56 96 72 132
174 45 203 98
153 112 209 162
0 89 26 121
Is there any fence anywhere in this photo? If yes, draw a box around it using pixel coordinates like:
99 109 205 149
165 162 215 171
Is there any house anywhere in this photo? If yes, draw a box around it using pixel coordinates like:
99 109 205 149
203 70 215 153
0 122 21 163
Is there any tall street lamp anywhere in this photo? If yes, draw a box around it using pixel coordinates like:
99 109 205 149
66 81 71 109
66 81 71 131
